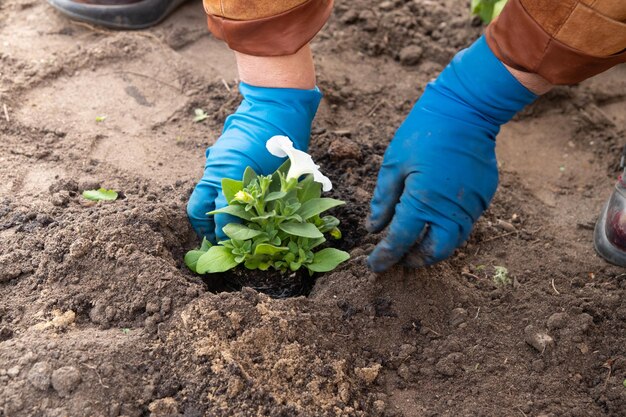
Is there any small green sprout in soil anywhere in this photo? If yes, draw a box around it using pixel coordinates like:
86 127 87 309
186 136 350 276
121 328 130 334
95 115 107 122
193 108 208 122
82 188 118 201
493 266 511 286
471 0 507 24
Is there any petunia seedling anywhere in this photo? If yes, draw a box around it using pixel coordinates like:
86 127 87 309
185 136 350 275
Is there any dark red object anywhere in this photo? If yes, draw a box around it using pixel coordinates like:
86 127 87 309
594 149 626 266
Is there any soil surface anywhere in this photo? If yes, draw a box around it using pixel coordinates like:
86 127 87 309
1 0 625 416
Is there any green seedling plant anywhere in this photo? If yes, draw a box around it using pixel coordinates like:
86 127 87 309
185 136 350 275
471 0 508 24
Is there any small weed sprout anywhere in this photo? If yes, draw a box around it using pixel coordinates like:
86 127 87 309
193 108 208 122
493 266 511 286
82 188 118 201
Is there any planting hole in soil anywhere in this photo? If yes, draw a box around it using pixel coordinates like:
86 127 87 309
200 269 316 298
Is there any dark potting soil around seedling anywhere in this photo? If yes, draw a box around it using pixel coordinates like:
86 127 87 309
204 267 315 298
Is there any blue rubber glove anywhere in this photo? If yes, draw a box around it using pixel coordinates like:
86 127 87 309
367 36 537 272
187 82 322 242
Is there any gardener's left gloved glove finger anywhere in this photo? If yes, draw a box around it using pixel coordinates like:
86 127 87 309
367 174 427 271
411 220 464 266
366 158 404 234
368 172 470 271
400 214 472 269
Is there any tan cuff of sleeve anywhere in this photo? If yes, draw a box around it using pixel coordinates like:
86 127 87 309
486 0 626 85
204 0 333 57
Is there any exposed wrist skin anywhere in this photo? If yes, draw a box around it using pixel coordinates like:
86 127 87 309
235 44 316 90
504 63 554 95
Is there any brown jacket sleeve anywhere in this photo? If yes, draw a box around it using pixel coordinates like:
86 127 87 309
203 0 333 56
486 0 626 85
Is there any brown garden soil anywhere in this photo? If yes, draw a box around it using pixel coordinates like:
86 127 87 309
1 0 625 416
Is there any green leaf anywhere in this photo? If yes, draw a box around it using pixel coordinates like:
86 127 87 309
279 222 323 238
82 188 118 201
221 178 243 203
269 173 282 193
208 205 253 221
184 250 206 273
493 0 507 19
265 191 286 202
95 115 107 122
244 258 261 269
223 223 263 240
307 237 326 250
200 237 212 251
196 246 239 274
250 211 278 221
297 198 345 220
254 243 289 256
284 214 303 223
471 0 507 24
319 215 340 232
243 166 257 187
184 237 213 272
193 108 208 122
307 248 350 273
297 175 322 202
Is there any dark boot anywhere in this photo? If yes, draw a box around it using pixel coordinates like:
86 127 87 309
47 0 190 29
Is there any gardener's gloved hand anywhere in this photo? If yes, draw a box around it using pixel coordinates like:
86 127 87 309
187 82 322 242
367 36 537 272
